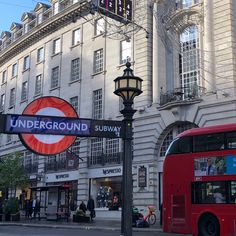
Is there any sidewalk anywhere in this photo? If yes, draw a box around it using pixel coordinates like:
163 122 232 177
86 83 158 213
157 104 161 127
0 217 162 232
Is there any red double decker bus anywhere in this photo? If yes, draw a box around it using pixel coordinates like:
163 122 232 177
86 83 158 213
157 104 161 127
162 123 236 236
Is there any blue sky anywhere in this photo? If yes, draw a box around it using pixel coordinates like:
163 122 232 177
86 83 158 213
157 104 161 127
0 0 50 32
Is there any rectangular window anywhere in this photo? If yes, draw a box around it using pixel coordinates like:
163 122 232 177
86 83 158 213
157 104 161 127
72 28 81 45
105 138 119 155
35 74 42 95
93 89 102 119
93 49 103 73
95 18 105 36
2 70 7 84
53 38 61 54
0 94 5 111
9 88 15 107
12 63 18 77
71 58 80 82
120 40 131 64
21 81 28 101
90 138 103 165
37 47 44 63
23 56 30 71
70 96 78 112
73 0 79 3
51 66 59 89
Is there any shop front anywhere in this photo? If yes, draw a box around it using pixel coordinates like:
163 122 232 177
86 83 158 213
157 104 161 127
88 166 122 218
31 170 79 220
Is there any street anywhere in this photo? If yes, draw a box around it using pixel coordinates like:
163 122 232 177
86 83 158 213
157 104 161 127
0 226 191 236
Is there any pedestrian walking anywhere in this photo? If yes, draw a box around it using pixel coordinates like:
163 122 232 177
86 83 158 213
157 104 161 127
87 196 95 221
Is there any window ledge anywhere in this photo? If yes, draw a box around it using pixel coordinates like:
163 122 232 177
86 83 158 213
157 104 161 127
51 52 62 58
20 99 28 104
36 60 45 65
116 61 134 70
91 70 106 77
22 68 30 73
92 33 105 40
69 79 81 85
70 42 82 49
11 75 18 80
49 86 60 92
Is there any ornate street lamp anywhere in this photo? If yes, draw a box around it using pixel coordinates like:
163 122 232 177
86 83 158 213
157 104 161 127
114 62 142 236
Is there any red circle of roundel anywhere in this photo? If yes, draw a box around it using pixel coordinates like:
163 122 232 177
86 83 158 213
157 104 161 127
19 96 78 156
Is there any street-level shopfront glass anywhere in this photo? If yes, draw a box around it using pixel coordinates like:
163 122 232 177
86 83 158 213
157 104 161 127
91 176 122 210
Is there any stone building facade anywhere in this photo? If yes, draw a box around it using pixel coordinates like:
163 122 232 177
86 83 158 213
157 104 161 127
0 0 236 218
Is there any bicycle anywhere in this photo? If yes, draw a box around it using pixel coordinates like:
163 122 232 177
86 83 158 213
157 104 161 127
139 205 157 225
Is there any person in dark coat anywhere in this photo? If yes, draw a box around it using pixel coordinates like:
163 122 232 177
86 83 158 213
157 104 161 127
25 200 32 219
87 196 95 221
79 201 87 214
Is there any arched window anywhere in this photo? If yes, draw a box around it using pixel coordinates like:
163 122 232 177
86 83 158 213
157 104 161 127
179 25 200 99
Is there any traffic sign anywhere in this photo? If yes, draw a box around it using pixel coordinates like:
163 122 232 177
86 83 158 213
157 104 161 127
19 97 78 156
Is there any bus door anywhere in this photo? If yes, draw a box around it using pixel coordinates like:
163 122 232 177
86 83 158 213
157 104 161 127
171 195 186 229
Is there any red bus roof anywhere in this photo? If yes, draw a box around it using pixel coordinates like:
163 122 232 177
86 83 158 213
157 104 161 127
177 123 236 137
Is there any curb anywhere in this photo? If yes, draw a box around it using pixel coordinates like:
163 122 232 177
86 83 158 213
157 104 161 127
0 222 162 232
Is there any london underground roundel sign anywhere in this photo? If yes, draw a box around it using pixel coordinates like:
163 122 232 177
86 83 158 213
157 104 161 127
19 96 78 155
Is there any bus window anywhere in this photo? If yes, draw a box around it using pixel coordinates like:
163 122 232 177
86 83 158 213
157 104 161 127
192 181 227 204
230 181 236 203
226 132 236 149
193 133 224 152
166 136 191 155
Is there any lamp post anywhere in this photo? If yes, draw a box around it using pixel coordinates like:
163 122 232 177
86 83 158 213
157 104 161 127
114 62 143 236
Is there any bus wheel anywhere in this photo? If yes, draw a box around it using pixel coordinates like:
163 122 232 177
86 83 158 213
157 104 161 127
198 214 220 236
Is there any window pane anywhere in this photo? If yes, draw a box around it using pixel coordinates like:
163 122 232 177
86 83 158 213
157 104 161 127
93 89 102 119
2 70 7 84
51 67 59 89
120 40 131 64
21 81 28 101
71 58 80 81
72 29 81 45
0 94 5 111
23 56 30 71
95 18 105 36
94 49 103 73
35 74 42 95
9 88 15 107
12 63 18 77
53 38 61 54
70 96 78 112
37 47 44 62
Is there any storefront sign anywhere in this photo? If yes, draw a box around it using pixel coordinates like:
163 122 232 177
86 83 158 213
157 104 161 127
138 166 147 187
103 167 122 175
56 174 69 179
45 170 79 183
88 166 123 178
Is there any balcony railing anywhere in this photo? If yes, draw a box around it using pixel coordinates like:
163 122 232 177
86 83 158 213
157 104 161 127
160 86 206 106
45 159 79 172
88 152 123 167
24 164 38 174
